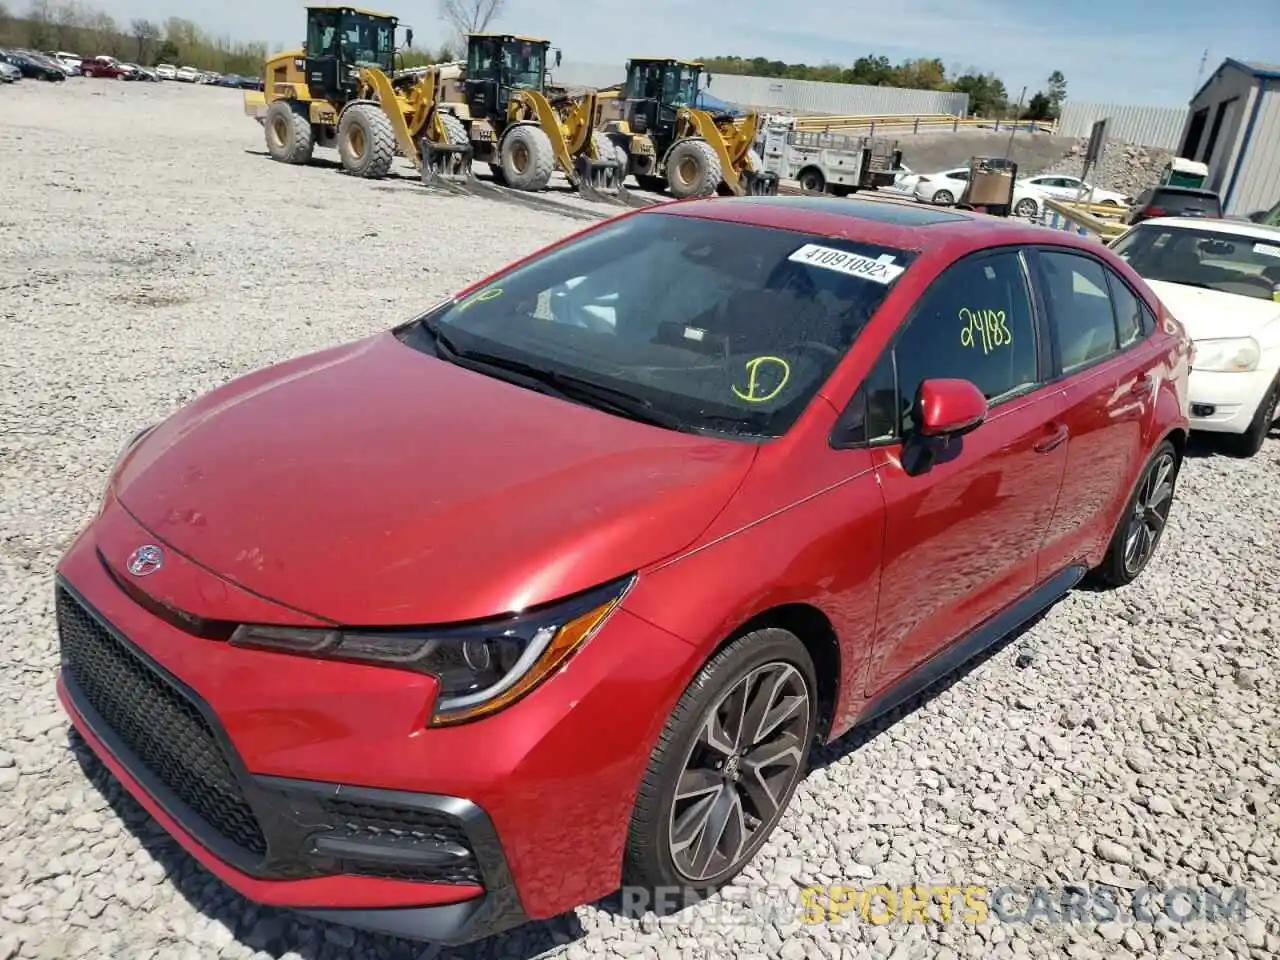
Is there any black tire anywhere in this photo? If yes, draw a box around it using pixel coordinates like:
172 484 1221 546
337 103 395 179
1093 439 1180 588
664 139 722 199
797 168 826 194
932 189 955 205
264 100 314 165
499 124 554 192
1014 197 1039 218
622 628 817 896
1221 375 1279 458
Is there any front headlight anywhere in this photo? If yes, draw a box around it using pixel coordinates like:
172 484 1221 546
229 575 635 726
1191 337 1261 373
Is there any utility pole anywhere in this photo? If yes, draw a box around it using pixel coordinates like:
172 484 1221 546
1193 48 1209 94
1004 86 1026 158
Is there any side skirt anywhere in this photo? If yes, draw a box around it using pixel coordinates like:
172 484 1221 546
853 563 1087 728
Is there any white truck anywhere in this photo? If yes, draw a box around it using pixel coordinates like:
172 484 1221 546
755 120 902 197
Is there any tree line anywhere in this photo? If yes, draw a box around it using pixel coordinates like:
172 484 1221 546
699 55 1068 120
0 0 1067 119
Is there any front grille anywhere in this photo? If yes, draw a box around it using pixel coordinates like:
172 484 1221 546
57 587 268 856
317 796 482 884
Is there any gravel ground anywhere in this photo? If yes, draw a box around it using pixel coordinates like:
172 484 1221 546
2 80 1278 960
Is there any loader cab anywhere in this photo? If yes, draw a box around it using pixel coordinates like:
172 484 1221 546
623 58 703 140
304 5 397 101
465 34 555 119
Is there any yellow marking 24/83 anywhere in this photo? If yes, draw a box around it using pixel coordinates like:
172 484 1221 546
959 307 1012 354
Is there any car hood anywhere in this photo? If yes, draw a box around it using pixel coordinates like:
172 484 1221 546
113 332 756 625
1145 279 1280 340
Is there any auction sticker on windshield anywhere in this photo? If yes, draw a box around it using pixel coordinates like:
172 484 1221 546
788 244 905 284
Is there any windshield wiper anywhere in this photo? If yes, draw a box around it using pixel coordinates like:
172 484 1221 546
427 324 687 430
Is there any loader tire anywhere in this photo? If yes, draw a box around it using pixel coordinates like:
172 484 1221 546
264 100 314 165
664 139 721 199
499 124 554 192
337 103 396 179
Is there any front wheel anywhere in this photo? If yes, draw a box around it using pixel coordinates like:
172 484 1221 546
1014 197 1039 218
664 139 722 199
623 629 816 894
932 189 955 205
797 168 825 194
337 104 395 178
1093 440 1179 588
1221 376 1279 458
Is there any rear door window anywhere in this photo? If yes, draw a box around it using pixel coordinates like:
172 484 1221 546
1037 251 1120 372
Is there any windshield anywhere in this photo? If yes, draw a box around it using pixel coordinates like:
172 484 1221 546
339 13 394 71
412 212 915 438
663 64 699 106
1112 224 1280 301
502 40 545 89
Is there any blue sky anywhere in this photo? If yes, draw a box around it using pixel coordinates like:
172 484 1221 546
93 0 1280 106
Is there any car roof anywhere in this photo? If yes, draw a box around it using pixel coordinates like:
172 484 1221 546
649 195 1106 256
1147 185 1221 197
1132 216 1280 240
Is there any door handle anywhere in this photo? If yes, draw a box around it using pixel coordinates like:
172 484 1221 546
1033 423 1069 454
1131 373 1153 395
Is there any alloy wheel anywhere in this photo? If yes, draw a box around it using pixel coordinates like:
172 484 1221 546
668 661 811 882
1123 451 1176 575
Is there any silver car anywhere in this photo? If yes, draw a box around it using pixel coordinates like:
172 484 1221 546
0 60 21 83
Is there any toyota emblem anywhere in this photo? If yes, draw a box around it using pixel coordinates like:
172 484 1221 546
126 544 164 577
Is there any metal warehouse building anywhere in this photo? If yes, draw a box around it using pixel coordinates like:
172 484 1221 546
1179 59 1280 217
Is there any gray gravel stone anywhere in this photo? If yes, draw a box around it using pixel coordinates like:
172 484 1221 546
1 79 1277 960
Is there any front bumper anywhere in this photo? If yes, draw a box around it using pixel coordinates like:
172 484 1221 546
57 579 523 945
54 500 701 941
1187 366 1275 434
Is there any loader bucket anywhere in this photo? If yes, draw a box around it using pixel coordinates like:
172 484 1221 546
574 153 622 200
742 171 780 197
420 137 475 185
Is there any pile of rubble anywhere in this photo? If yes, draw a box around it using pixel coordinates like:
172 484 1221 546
1036 136 1175 199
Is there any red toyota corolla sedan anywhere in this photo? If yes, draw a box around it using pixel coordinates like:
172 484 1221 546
55 196 1191 944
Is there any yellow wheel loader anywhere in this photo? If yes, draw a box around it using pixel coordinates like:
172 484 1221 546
595 58 778 199
243 7 626 202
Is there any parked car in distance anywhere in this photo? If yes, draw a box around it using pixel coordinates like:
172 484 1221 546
155 63 177 80
56 196 1191 947
2 50 66 80
46 51 82 74
81 55 127 78
1019 174 1130 207
123 64 159 81
1126 185 1223 225
0 59 19 83
913 166 1046 217
175 65 199 82
879 163 920 196
1111 217 1280 455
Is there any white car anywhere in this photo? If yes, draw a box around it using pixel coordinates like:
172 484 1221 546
1019 174 1130 209
155 63 177 80
912 166 1045 217
878 163 918 196
49 51 81 74
1110 217 1280 456
175 65 199 82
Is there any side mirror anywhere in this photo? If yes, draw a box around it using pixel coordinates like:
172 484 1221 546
405 27 413 49
555 48 562 67
915 378 987 438
705 72 713 88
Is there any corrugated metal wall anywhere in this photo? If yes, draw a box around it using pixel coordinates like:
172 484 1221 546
1226 86 1280 216
1055 102 1191 149
551 61 969 116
